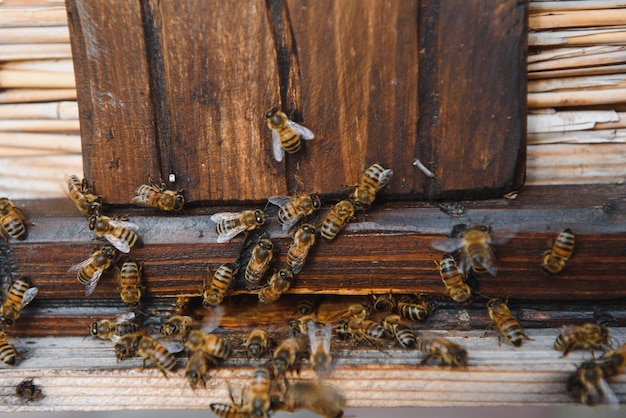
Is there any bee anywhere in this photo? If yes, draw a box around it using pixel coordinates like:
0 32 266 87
296 296 318 316
268 194 322 232
320 200 355 241
370 291 396 313
68 245 117 296
203 263 240 307
486 298 532 347
160 315 194 338
542 228 575 274
0 197 27 242
272 332 307 375
279 381 346 418
16 379 44 402
115 333 180 376
89 312 138 342
209 402 247 418
185 348 218 389
183 330 231 361
594 343 626 378
335 318 389 347
568 361 619 407
88 215 139 254
307 321 333 376
287 223 317 274
67 175 101 216
396 295 429 322
245 328 271 359
415 333 468 367
352 163 393 211
131 178 184 211
265 107 314 162
0 330 19 366
434 254 472 303
554 323 612 357
211 210 267 243
244 238 274 289
381 314 416 349
328 303 370 322
119 260 143 309
258 268 294 304
0 277 38 327
245 367 273 417
431 224 514 276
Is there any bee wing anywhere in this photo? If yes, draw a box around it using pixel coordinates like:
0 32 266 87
490 228 517 245
130 195 151 207
210 212 242 223
159 339 185 354
291 259 305 275
200 305 224 333
597 375 620 409
84 269 103 296
272 130 285 162
281 214 303 233
216 225 247 243
19 287 38 308
431 237 465 253
321 323 332 353
287 120 314 140
480 247 498 276
104 233 131 254
378 169 394 189
107 219 139 232
68 257 94 272
115 311 136 324
307 321 321 353
267 196 292 209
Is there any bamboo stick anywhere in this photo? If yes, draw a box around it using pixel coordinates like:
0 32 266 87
528 64 626 80
529 9 626 30
0 69 75 89
0 25 69 43
595 112 626 129
0 132 81 152
0 43 72 60
0 88 76 104
527 50 626 72
528 74 626 93
530 1 626 13
527 45 622 64
0 119 80 132
0 6 67 28
529 29 626 47
527 111 619 133
528 129 626 145
0 146 74 156
528 88 626 108
0 58 74 73
0 101 78 119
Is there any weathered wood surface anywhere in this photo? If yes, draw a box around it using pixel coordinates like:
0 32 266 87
66 0 527 204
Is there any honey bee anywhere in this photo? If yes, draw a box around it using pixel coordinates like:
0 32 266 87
89 312 138 342
594 343 626 378
554 323 612 357
88 215 139 254
0 277 38 327
296 296 318 316
335 318 389 347
67 175 101 216
183 330 231 361
16 379 44 402
278 381 346 418
258 268 294 304
185 348 218 389
415 333 468 367
328 303 370 322
352 163 393 211
245 367 273 417
434 254 472 303
265 107 314 162
245 328 271 359
272 331 307 375
160 315 194 338
287 223 317 274
209 402 247 418
115 333 181 376
131 178 184 211
431 224 514 276
396 295 429 322
307 322 333 376
370 291 396 313
542 228 575 274
381 314 416 349
244 238 274 289
68 245 117 296
119 260 143 309
0 197 27 242
268 194 322 232
320 200 355 241
486 298 532 347
211 210 267 243
0 330 20 366
203 263 240 307
568 361 619 407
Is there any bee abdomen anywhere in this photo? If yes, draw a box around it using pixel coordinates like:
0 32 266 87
279 128 301 153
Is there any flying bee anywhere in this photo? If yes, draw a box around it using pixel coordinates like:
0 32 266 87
244 238 274 289
245 328 271 359
185 348 218 389
542 228 575 274
67 175 101 216
287 223 317 274
258 268 294 304
0 197 27 242
370 291 396 313
160 315 194 338
272 331 307 376
265 107 314 162
16 379 44 402
211 209 267 243
396 295 429 322
431 224 514 276
203 263 240 307
131 178 184 211
352 163 393 211
554 323 612 357
88 215 139 254
269 194 322 232
119 260 143 309
335 318 389 347
68 245 117 296
381 314 416 349
415 333 468 367
0 277 38 327
568 361 619 407
89 312 138 342
308 321 333 376
320 200 355 241
0 330 20 366
486 298 532 347
434 254 472 303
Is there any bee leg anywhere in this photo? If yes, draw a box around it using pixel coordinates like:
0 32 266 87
561 344 574 358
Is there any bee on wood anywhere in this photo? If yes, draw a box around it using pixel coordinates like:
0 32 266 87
415 333 468 367
203 263 240 307
594 343 626 378
0 276 38 327
211 209 267 243
67 174 101 216
396 294 429 323
434 254 472 303
0 197 27 242
431 224 514 276
554 323 612 357
160 315 194 338
185 348 218 389
295 296 318 316
287 223 317 274
308 321 333 376
486 298 532 347
370 291 396 313
89 312 138 342
258 268 294 304
265 107 314 162
88 215 139 254
320 200 355 241
245 367 274 417
16 379 44 402
68 245 117 296
272 331 307 376
328 303 370 322
209 402 247 418
0 329 20 366
115 332 181 376
352 163 393 211
244 328 271 359
131 178 184 211
183 330 231 361
119 260 143 309
268 194 321 232
277 381 346 418
335 318 389 347
244 238 274 289
381 314 416 349
542 228 575 274
568 361 619 407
